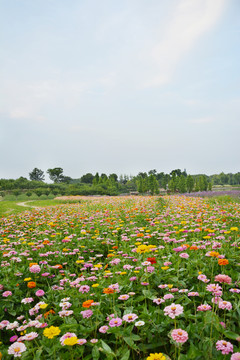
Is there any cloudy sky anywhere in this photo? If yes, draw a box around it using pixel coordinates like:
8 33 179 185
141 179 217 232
1 0 239 180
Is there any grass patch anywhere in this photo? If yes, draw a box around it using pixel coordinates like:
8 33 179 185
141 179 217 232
0 201 33 217
207 195 240 205
28 199 82 207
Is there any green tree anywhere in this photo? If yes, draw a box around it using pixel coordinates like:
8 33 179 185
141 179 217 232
178 175 187 193
47 168 64 183
29 168 45 182
186 175 194 193
81 173 94 184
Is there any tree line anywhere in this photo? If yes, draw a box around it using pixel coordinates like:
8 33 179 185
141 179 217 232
0 168 239 198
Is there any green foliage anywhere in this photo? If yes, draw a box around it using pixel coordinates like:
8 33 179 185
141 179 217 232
29 168 45 181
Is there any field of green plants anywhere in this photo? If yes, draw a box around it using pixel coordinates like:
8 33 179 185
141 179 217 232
0 196 239 359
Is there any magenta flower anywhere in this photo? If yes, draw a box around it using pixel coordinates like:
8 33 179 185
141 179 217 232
171 328 188 344
35 290 45 297
9 335 18 343
109 318 122 327
164 304 183 319
216 340 233 355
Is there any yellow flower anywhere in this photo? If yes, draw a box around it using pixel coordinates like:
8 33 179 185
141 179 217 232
146 353 166 360
92 284 99 287
94 264 102 268
39 303 48 309
24 278 32 281
230 227 238 231
27 242 35 246
161 266 169 270
76 260 84 264
167 284 173 288
120 272 127 275
43 326 61 339
63 337 78 346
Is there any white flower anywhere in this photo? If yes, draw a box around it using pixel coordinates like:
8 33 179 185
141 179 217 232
8 342 27 357
135 321 145 327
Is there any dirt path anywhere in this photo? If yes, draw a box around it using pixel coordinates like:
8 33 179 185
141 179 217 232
16 201 41 209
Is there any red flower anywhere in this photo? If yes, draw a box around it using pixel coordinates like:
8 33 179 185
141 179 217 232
147 257 157 264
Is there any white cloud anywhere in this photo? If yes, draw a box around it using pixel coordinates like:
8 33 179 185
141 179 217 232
143 0 227 87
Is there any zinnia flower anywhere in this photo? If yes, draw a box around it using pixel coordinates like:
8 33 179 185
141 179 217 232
146 353 166 360
122 313 138 322
231 353 240 360
43 326 61 339
8 342 27 357
171 328 188 343
164 304 183 319
215 274 232 284
216 340 233 354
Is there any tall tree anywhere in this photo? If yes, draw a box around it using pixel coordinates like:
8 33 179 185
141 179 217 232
29 168 45 182
47 168 64 183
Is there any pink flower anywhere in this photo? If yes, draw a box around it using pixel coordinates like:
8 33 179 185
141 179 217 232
21 297 34 304
8 342 27 357
35 290 45 297
122 313 138 322
81 310 93 319
215 274 232 284
90 339 98 343
118 294 129 300
109 318 122 327
22 332 38 341
164 304 184 319
179 253 189 258
197 304 212 311
216 340 233 354
231 353 240 360
79 285 90 293
2 291 12 297
99 325 109 333
29 265 41 273
153 298 165 305
230 288 240 293
218 301 232 310
171 328 188 344
77 339 87 345
206 284 222 294
164 294 174 300
188 292 199 297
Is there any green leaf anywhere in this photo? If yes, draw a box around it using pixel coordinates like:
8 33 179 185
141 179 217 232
101 340 115 355
123 337 138 350
34 347 43 360
92 346 100 360
120 349 130 360
223 330 240 340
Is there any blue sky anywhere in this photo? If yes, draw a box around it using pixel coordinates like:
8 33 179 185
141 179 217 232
1 0 240 180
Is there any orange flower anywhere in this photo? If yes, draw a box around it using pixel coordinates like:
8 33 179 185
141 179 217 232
183 244 190 248
103 288 115 294
29 262 38 267
190 245 198 250
209 251 220 257
27 281 36 288
218 259 229 266
42 240 50 245
112 246 118 249
82 300 94 308
44 309 55 319
54 264 63 269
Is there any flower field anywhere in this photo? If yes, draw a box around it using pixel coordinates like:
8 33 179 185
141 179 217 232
0 195 239 360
